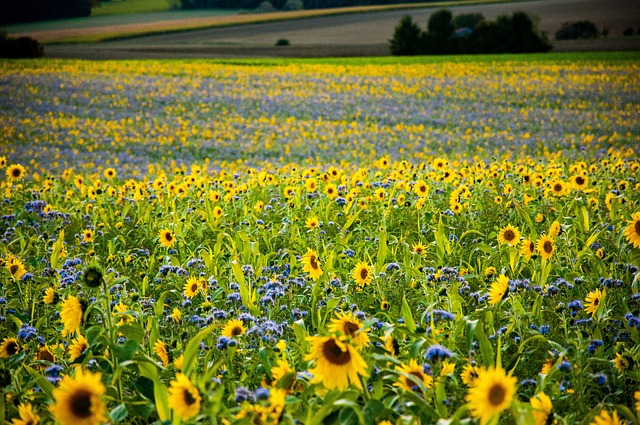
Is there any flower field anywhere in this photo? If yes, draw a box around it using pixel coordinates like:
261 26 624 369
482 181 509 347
0 54 640 425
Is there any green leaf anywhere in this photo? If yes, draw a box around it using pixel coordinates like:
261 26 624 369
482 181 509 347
86 325 103 345
401 296 415 333
113 339 138 362
24 365 55 398
182 324 216 377
138 362 170 422
109 403 129 423
376 227 387 269
50 229 65 270
118 324 145 344
363 399 384 424
133 376 155 400
474 320 495 366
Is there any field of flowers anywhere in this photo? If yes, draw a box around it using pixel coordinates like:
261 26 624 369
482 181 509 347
0 54 639 425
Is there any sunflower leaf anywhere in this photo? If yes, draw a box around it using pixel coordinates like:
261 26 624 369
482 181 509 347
182 324 216 377
24 364 55 398
109 403 129 423
401 296 415 333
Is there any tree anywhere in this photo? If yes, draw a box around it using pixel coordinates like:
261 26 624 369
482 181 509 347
389 15 423 55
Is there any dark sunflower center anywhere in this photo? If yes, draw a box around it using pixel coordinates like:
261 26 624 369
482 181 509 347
322 339 351 366
165 233 173 242
11 168 21 178
70 390 93 418
190 284 198 293
419 185 426 193
327 188 334 194
6 341 18 355
343 321 359 337
543 241 553 253
183 389 197 406
10 264 19 275
554 184 562 192
38 349 54 362
231 326 242 336
360 268 368 280
309 255 318 269
576 176 585 185
488 383 506 406
593 298 599 306
504 230 515 241
409 371 424 382
635 220 640 235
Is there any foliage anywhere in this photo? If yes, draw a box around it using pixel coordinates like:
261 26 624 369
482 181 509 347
555 20 599 40
0 32 43 58
389 15 423 56
0 0 92 25
0 56 638 425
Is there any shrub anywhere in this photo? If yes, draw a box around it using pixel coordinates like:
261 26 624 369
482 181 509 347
452 13 484 30
389 15 423 56
275 38 290 46
555 21 599 40
0 33 44 58
622 27 634 37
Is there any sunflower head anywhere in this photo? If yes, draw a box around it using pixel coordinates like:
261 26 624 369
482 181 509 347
6 164 26 181
49 368 107 425
623 212 640 249
328 312 369 349
466 366 517 425
395 358 433 392
497 224 520 246
305 335 368 390
158 229 176 248
168 373 201 421
82 264 103 288
221 319 246 338
352 262 373 288
0 337 20 358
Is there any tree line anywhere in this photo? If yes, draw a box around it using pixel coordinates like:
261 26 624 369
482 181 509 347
0 0 94 25
179 0 446 11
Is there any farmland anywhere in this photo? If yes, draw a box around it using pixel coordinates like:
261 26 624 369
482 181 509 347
0 54 639 424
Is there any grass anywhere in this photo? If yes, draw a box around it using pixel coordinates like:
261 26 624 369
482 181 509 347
91 0 173 16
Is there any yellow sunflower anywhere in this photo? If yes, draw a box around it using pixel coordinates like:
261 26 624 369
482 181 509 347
10 403 40 425
461 364 482 386
305 335 368 390
271 358 294 384
414 180 429 197
412 242 427 256
60 295 84 336
530 392 553 425
301 248 323 281
521 239 536 259
306 216 319 230
636 390 640 414
590 409 623 425
158 229 175 248
623 212 640 249
103 168 116 179
43 287 57 304
36 345 56 364
352 262 373 288
325 183 338 199
548 220 561 238
497 224 520 246
0 337 20 358
328 311 370 349
570 174 588 190
613 352 634 372
6 256 27 280
488 275 509 306
69 334 89 362
221 319 246 338
466 366 517 425
6 164 26 181
536 235 555 261
49 368 107 425
395 358 433 392
153 340 170 367
183 276 200 299
168 373 201 421
82 230 94 243
549 179 567 197
584 288 605 317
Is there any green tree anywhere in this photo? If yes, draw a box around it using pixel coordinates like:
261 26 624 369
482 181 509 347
389 15 423 56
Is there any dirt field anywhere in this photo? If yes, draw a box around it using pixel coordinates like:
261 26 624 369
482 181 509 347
40 0 640 59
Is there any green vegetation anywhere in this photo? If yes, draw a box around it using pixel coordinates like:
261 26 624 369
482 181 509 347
91 0 173 16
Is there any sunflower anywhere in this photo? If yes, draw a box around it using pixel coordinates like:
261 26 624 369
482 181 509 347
623 212 640 249
36 345 56 364
10 403 40 425
0 156 6 167
497 224 520 246
153 340 170 367
488 275 509 306
548 220 561 238
103 168 116 179
384 334 399 357
49 368 107 425
570 174 588 190
183 276 200 299
82 230 94 243
60 295 84 336
325 183 338 199
306 216 319 230
221 319 246 338
414 180 429 197
352 262 373 287
69 334 89 362
613 352 634 372
590 409 623 425
328 312 370 349
283 186 296 199
536 235 555 261
43 287 57 305
636 390 640 414
6 164 25 181
461 364 481 386
158 229 175 248
530 392 553 425
168 373 201 421
6 256 27 280
305 335 368 390
466 366 517 425
0 337 20 358
432 157 447 170
212 206 224 219
271 358 294 383
395 358 433 392
584 288 605 317
521 239 536 259
412 242 427 256
301 248 323 281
